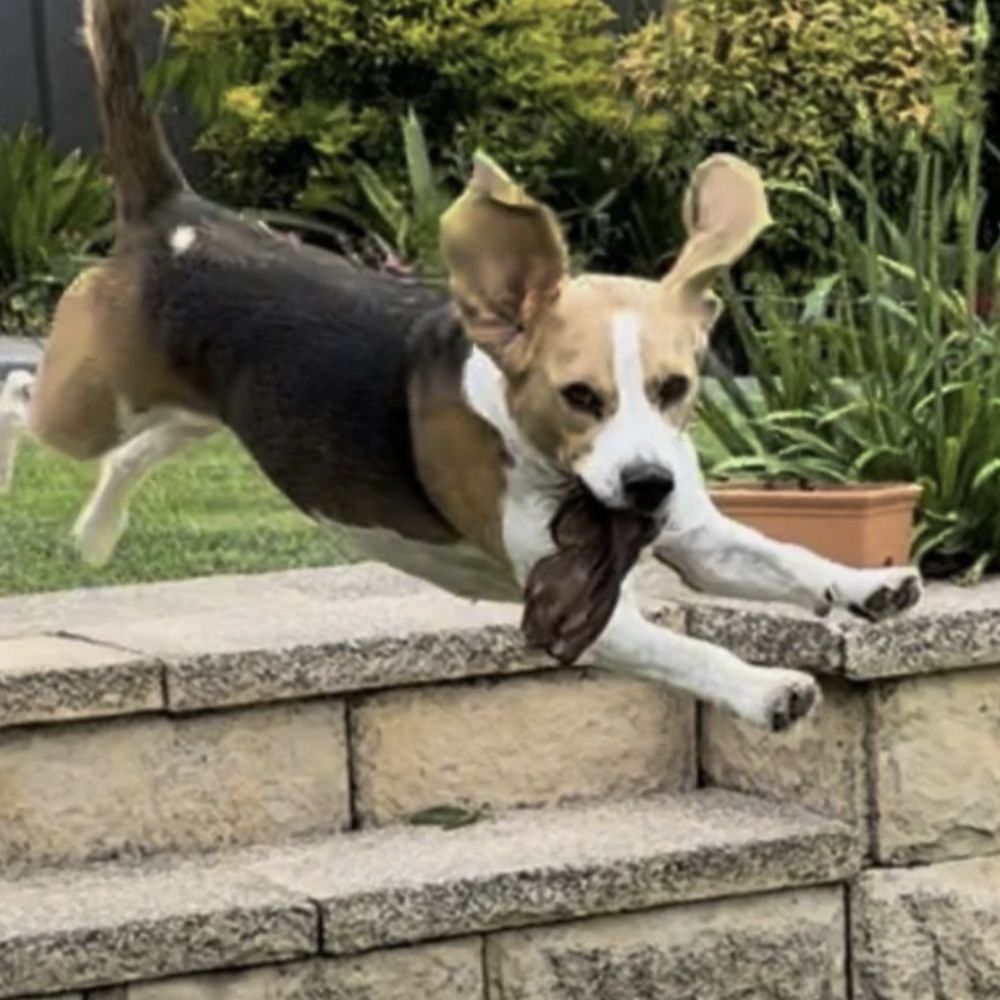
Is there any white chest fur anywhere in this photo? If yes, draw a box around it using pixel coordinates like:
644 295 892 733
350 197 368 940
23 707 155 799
462 348 563 585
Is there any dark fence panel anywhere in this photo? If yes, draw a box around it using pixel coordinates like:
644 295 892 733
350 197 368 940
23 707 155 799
0 2 43 134
45 0 167 153
43 0 101 152
2 0 167 153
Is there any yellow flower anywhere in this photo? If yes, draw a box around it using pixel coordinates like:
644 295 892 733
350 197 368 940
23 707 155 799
224 86 263 117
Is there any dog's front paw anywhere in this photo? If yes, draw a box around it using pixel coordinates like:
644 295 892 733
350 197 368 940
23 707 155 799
833 567 923 623
736 669 821 733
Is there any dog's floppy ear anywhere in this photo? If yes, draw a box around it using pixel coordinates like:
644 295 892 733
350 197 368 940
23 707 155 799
663 154 772 336
441 152 568 375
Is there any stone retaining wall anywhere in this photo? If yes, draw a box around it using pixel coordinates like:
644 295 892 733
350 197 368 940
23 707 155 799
3 563 1000 998
686 576 1000 999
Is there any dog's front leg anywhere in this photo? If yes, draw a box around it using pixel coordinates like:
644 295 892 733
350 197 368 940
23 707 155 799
589 593 819 731
655 436 922 621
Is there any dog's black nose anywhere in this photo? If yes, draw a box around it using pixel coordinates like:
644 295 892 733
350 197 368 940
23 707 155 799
621 464 675 514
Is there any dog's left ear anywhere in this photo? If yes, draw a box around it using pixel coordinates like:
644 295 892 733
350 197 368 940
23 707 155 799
441 152 568 376
662 154 772 340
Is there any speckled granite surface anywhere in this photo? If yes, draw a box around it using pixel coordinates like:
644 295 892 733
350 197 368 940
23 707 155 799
2 563 995 729
0 789 857 998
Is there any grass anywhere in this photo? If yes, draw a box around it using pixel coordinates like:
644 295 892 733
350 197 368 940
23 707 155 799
0 433 355 597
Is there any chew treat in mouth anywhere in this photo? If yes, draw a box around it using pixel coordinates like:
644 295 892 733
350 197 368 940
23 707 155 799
521 486 660 664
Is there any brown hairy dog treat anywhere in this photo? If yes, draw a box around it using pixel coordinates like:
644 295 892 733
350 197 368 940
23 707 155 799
522 487 659 663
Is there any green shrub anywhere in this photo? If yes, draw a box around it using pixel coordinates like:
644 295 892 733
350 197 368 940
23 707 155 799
157 0 975 283
618 0 971 277
157 0 640 226
0 128 111 333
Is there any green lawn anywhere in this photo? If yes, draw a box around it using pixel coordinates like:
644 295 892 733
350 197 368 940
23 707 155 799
0 433 355 597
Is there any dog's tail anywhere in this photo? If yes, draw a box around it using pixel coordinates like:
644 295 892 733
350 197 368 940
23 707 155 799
82 0 186 221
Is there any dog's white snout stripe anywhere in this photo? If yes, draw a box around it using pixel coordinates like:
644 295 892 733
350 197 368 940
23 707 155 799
577 310 679 505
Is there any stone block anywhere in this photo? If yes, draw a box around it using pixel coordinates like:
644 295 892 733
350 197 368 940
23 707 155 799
841 576 1000 679
872 667 1000 863
248 791 860 955
0 790 858 995
852 856 1000 1000
702 678 869 833
352 671 695 826
0 700 349 868
0 635 161 729
89 939 483 1000
0 856 315 999
685 600 843 673
486 885 846 999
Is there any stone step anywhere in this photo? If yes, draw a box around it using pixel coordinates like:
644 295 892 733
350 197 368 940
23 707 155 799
1 563 992 729
0 565 541 723
0 668 694 871
5 564 996 875
0 564 681 725
672 571 1000 681
0 789 860 999
0 565 694 872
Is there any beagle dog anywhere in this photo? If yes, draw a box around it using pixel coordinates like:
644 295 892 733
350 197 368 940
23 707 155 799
0 0 922 731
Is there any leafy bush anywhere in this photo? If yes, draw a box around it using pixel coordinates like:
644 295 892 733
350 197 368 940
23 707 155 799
618 0 971 277
0 128 111 333
698 95 1000 579
157 0 639 226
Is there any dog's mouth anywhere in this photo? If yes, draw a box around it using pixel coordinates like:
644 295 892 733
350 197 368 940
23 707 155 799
521 482 660 665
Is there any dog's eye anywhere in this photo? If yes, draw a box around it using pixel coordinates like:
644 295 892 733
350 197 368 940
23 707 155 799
561 382 604 418
656 375 690 409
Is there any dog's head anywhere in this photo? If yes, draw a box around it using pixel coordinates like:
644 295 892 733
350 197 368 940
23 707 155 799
441 153 771 526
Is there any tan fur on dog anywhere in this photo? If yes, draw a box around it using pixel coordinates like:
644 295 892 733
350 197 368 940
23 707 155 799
28 263 206 460
409 325 511 563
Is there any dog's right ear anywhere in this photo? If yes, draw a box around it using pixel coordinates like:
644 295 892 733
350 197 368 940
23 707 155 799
440 152 568 376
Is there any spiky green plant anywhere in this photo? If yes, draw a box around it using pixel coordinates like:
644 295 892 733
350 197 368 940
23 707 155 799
0 127 111 332
698 0 1000 580
349 110 449 277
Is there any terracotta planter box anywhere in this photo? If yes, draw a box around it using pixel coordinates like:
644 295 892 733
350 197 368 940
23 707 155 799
710 483 922 568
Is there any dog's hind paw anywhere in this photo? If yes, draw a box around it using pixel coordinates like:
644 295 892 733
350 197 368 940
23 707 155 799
0 369 33 493
73 506 127 567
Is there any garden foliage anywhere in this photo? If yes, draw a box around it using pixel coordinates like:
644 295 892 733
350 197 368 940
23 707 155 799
698 99 1000 579
0 128 111 332
158 0 971 278
619 0 970 276
155 0 638 234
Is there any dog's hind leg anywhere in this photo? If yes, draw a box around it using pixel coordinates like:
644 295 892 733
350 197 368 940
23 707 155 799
74 408 216 566
0 370 35 492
